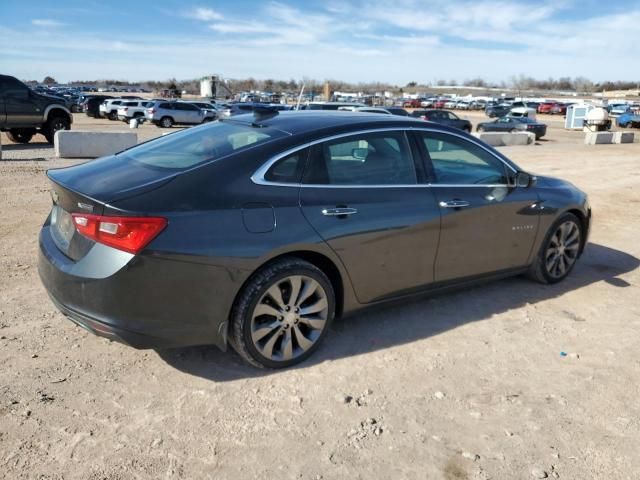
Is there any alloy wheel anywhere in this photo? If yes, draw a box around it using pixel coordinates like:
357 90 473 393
544 221 581 279
250 275 329 362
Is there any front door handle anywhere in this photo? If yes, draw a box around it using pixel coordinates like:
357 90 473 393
439 200 470 208
322 207 358 217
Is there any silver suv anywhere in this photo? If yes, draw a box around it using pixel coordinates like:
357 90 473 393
144 101 206 128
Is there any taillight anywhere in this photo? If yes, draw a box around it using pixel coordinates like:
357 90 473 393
148 108 156 113
124 107 128 111
71 214 167 254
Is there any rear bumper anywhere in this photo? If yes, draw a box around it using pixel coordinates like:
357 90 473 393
38 225 233 351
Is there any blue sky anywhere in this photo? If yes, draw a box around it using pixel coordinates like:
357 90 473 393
1 0 638 84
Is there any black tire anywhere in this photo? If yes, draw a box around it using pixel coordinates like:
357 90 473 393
229 257 335 368
528 213 582 284
159 116 173 128
477 126 485 133
43 115 71 144
7 128 36 144
108 111 118 121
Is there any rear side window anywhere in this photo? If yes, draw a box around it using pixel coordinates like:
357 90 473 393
264 149 308 184
118 121 286 170
159 103 173 109
175 103 198 111
303 131 417 185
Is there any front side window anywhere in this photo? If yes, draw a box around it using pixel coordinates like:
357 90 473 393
303 131 417 185
421 132 509 185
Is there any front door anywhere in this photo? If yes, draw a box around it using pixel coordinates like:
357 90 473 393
415 131 540 282
1 77 40 126
299 130 441 303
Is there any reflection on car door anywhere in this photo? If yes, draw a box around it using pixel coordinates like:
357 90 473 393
416 131 540 282
299 130 441 303
1 78 40 125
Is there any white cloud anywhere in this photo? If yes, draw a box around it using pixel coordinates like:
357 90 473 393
4 2 640 84
31 19 65 27
185 7 223 21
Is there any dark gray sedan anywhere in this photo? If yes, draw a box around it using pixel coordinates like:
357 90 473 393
477 116 548 139
39 111 589 368
410 109 472 132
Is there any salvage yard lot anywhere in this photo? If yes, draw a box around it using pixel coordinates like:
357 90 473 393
1 112 639 479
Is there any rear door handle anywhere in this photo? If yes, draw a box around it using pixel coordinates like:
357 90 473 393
439 200 470 208
322 207 358 217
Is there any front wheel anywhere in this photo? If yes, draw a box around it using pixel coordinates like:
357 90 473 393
108 111 118 121
229 258 335 368
529 213 582 284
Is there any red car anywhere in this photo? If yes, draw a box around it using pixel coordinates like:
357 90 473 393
433 99 447 109
537 102 555 114
550 103 567 115
402 99 422 108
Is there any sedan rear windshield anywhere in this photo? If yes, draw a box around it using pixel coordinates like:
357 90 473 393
117 121 286 170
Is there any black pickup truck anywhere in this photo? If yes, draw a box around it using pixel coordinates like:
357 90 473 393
0 74 73 144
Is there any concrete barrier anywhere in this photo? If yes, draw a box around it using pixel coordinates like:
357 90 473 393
55 130 138 158
472 132 535 146
584 132 614 145
613 132 634 144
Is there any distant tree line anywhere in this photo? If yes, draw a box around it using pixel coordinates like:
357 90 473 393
26 75 640 95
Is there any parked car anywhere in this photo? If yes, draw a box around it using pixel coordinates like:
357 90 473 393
82 95 112 118
477 116 547 139
511 101 540 111
144 100 206 127
537 102 555 114
411 109 472 132
38 110 591 368
609 104 631 116
485 104 512 118
550 103 568 115
186 101 219 121
303 102 366 111
433 99 448 109
100 99 126 120
0 74 73 144
117 101 153 122
616 112 640 128
402 98 422 108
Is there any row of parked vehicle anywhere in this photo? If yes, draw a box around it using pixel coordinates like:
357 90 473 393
330 104 548 140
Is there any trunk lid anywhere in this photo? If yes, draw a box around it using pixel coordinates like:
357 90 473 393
46 157 177 261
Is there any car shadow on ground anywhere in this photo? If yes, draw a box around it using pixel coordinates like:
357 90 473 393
1 142 52 151
156 243 639 382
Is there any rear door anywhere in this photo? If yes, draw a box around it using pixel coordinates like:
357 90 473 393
299 129 441 303
415 130 539 282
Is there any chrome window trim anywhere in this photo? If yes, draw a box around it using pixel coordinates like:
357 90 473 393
250 127 517 188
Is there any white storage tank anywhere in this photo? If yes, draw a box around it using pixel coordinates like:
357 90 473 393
200 76 216 98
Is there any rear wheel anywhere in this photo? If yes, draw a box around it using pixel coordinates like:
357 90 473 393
529 213 582 284
43 115 71 144
7 128 35 144
229 258 335 368
159 116 173 128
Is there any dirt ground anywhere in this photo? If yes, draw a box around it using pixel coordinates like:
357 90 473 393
1 112 639 480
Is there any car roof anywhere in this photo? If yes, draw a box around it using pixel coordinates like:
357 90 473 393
223 110 446 137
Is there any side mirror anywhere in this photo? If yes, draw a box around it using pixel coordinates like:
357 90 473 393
515 171 537 188
351 148 368 161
